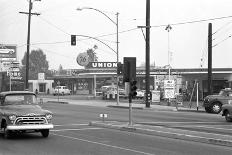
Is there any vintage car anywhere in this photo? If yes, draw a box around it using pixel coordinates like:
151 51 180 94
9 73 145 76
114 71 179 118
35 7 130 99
0 91 53 138
221 104 232 122
53 86 71 96
203 88 232 114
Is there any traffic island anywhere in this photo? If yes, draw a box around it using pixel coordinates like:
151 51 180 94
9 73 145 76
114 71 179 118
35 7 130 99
89 121 232 147
47 101 69 104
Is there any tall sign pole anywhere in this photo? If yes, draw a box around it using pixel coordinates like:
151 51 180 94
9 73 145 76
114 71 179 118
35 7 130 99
208 23 212 95
145 0 151 108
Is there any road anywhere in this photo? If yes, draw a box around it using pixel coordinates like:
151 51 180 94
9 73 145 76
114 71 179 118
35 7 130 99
1 100 232 155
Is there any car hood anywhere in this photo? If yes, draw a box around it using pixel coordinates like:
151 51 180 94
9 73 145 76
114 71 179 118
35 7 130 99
1 105 51 116
205 95 220 99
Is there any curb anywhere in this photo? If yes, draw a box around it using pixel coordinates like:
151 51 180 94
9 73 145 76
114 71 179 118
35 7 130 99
47 101 69 104
107 105 144 110
89 121 232 147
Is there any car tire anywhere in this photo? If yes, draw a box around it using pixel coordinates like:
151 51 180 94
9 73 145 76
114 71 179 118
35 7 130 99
41 129 49 138
211 102 222 114
224 111 232 122
3 124 11 139
205 107 211 113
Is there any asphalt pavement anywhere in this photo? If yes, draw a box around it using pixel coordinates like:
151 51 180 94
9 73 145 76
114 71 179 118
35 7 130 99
41 95 232 147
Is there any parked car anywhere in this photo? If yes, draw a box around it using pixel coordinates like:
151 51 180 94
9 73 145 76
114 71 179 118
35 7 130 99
53 86 71 96
0 91 54 138
203 88 232 114
221 104 232 122
136 90 145 99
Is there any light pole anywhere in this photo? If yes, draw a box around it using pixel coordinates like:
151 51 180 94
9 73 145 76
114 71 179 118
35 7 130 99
77 7 120 105
165 24 172 80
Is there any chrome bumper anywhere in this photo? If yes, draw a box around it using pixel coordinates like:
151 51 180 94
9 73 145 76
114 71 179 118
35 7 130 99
7 124 54 130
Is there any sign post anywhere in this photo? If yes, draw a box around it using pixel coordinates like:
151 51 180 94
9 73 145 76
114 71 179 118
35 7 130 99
164 80 175 105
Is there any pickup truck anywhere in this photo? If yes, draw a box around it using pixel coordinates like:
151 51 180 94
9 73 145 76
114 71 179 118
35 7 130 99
0 91 53 138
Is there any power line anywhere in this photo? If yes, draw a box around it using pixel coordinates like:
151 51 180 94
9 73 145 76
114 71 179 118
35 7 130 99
151 15 232 28
38 16 70 35
213 35 232 47
212 20 232 35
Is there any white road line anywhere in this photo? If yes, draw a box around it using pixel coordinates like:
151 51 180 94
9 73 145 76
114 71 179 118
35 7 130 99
193 125 232 131
138 121 221 124
51 128 102 132
51 133 155 155
54 123 89 127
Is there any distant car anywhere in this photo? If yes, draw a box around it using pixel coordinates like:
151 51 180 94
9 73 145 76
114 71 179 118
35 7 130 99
0 91 54 138
119 88 126 98
221 104 232 122
203 88 232 114
53 86 71 96
136 90 145 99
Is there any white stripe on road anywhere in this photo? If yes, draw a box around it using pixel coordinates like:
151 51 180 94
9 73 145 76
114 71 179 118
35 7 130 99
138 121 222 124
193 125 232 131
54 123 89 127
51 133 155 155
51 128 102 132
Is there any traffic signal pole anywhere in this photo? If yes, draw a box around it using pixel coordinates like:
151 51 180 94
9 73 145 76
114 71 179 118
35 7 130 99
208 23 213 95
145 0 151 108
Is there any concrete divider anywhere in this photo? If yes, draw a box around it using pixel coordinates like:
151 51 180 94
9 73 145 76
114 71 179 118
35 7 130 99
90 121 232 147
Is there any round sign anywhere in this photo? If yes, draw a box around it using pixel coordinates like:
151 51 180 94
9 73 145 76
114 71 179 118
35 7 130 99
76 52 89 66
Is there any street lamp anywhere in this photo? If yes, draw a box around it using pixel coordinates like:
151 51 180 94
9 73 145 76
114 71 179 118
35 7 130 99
165 24 172 80
77 7 120 105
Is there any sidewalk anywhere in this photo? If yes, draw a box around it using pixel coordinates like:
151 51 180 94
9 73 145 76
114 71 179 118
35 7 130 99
42 95 205 113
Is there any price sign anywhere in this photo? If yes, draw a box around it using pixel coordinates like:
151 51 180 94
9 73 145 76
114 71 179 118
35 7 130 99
76 52 89 66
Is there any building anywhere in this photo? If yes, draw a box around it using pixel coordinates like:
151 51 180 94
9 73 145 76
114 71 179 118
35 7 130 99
49 67 232 100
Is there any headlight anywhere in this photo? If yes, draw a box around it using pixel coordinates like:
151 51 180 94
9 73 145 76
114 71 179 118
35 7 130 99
45 114 53 120
204 98 209 102
9 115 17 121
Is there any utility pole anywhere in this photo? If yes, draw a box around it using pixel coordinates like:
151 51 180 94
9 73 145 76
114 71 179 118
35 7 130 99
145 0 151 108
19 0 40 90
208 23 213 95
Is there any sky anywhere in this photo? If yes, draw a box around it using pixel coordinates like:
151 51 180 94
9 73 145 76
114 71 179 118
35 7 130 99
1 0 232 70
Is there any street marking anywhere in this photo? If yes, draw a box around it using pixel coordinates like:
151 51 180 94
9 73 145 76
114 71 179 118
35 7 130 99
54 123 88 127
138 121 221 124
193 125 232 131
51 128 102 132
52 133 155 155
135 126 232 143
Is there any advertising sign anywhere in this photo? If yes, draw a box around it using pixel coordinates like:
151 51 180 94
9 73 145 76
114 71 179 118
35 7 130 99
152 90 160 102
76 52 89 66
164 80 175 99
0 45 17 62
90 62 117 68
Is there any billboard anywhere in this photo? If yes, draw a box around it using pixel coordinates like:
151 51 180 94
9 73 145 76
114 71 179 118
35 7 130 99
0 44 17 61
0 44 17 72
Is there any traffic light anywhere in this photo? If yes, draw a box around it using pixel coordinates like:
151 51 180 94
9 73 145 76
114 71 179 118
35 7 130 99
117 62 123 75
71 35 76 46
123 57 136 82
130 80 137 97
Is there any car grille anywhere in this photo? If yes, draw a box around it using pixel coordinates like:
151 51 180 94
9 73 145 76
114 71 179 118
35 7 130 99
14 117 47 125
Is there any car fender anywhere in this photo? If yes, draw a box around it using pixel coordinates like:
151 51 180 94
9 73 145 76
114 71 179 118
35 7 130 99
210 99 222 105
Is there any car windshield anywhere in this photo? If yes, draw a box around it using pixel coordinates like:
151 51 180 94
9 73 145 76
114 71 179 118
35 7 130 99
219 90 226 96
4 94 38 105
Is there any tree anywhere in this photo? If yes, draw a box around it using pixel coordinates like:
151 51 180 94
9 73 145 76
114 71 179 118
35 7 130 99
85 45 98 68
57 64 67 75
20 49 51 80
87 45 98 62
